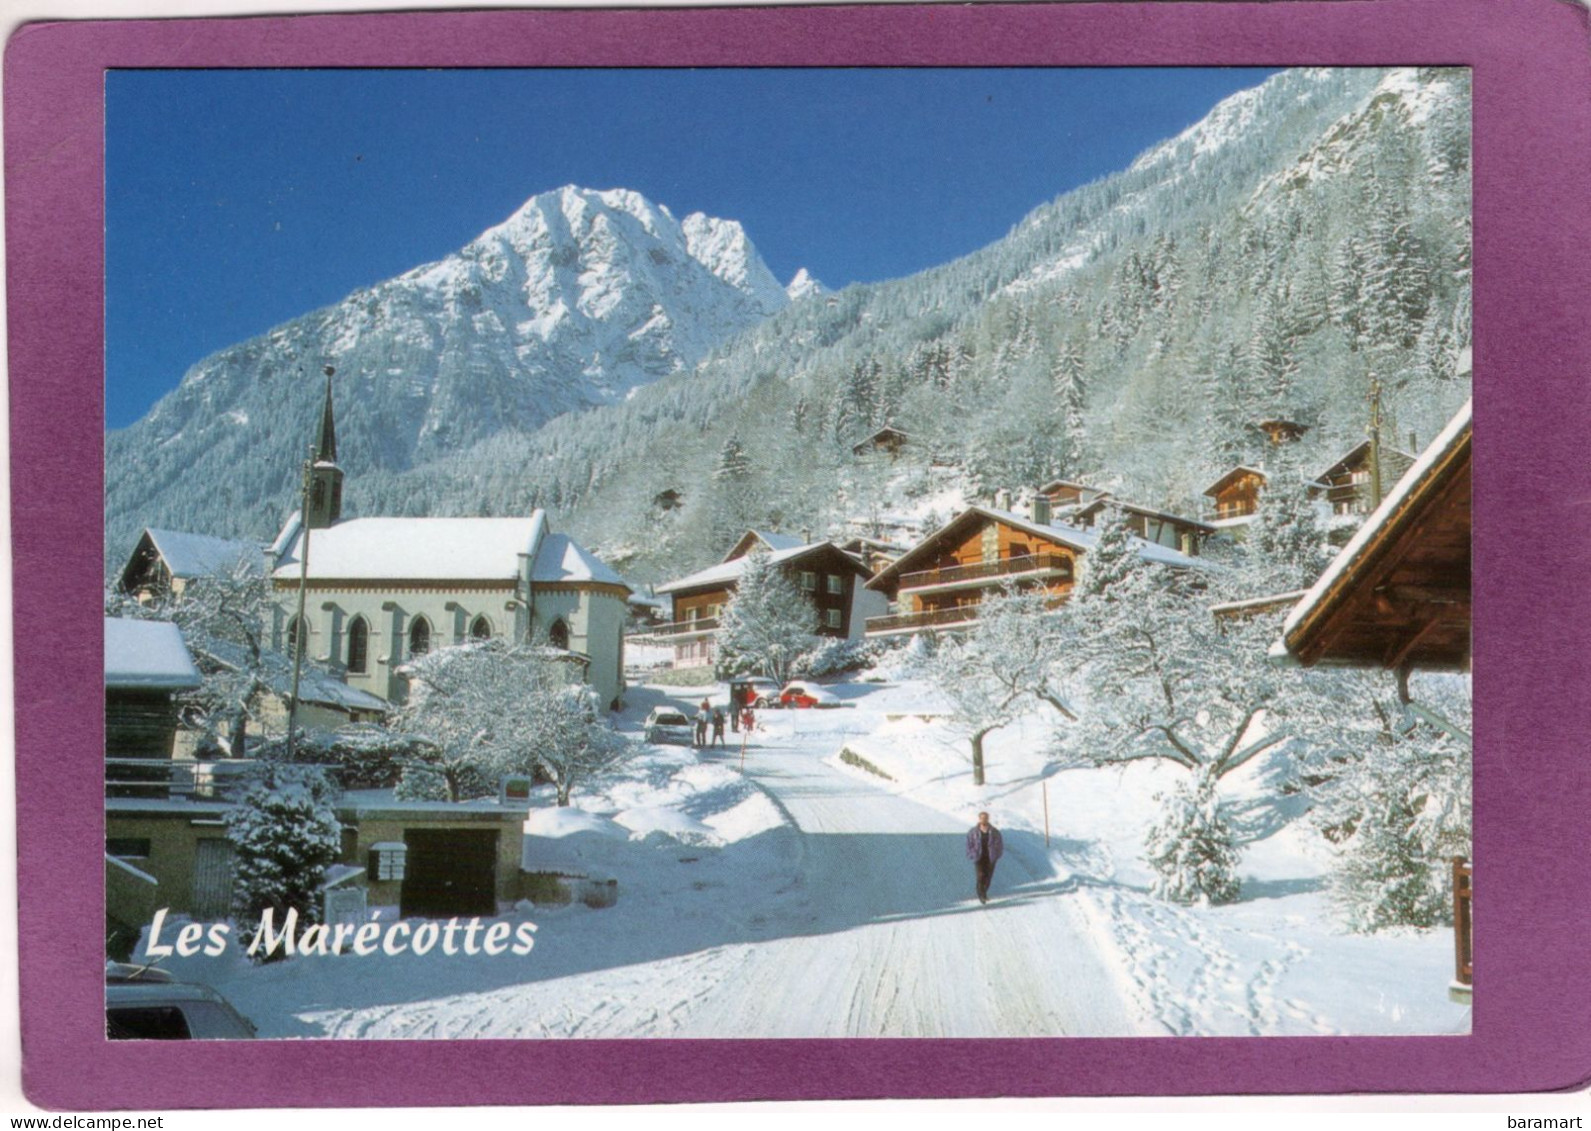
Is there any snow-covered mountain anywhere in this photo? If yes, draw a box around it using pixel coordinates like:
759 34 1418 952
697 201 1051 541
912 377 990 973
106 185 801 545
106 68 1471 584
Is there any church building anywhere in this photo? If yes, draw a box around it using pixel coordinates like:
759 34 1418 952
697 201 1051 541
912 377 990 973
267 379 631 708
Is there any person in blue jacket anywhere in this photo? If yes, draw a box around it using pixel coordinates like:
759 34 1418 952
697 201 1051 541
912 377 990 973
965 811 1004 904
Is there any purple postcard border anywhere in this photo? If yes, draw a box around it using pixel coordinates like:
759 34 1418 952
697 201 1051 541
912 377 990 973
8 0 1591 1110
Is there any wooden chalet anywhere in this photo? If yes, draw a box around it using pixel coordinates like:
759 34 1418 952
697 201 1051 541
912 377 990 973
864 501 1197 638
119 527 263 602
1203 466 1268 524
646 531 883 666
837 534 910 576
1279 400 1471 671
1256 419 1310 446
1308 440 1418 517
851 425 910 459
1069 496 1213 557
1037 479 1109 512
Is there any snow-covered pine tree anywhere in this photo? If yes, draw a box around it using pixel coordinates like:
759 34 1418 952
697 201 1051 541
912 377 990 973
1144 768 1242 905
226 766 342 959
1240 464 1332 596
710 436 758 547
713 548 819 686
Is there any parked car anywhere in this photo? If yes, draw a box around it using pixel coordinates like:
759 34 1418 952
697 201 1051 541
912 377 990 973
778 683 839 709
731 677 782 709
106 963 256 1040
643 706 695 744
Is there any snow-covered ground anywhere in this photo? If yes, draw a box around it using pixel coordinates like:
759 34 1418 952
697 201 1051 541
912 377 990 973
154 676 1470 1039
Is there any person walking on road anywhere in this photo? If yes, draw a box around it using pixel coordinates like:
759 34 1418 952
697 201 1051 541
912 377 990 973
711 707 727 747
694 703 710 747
965 811 1004 904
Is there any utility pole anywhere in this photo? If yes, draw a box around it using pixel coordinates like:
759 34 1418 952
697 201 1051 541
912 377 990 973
1367 372 1385 510
284 364 334 762
284 443 315 763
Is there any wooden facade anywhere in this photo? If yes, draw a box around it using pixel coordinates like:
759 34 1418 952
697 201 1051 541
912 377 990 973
650 540 879 666
1203 466 1268 521
1037 479 1107 509
1257 419 1310 446
1309 441 1418 516
851 426 909 458
865 508 1080 637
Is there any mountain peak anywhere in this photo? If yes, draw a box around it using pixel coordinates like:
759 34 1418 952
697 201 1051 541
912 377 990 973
785 268 826 301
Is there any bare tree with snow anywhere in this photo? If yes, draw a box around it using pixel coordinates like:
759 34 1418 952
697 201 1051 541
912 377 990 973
928 584 1076 787
392 639 635 805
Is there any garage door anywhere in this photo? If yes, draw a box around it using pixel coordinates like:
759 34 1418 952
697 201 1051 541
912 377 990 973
399 828 499 918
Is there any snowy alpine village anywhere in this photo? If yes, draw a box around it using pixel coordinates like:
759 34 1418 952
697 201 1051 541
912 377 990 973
103 67 1472 1039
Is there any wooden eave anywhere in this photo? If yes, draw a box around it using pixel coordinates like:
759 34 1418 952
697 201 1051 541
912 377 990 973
1284 428 1471 671
1202 466 1267 498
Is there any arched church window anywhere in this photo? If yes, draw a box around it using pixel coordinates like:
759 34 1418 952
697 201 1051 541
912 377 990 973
286 616 304 659
470 615 492 641
408 617 431 657
347 617 369 674
548 619 570 650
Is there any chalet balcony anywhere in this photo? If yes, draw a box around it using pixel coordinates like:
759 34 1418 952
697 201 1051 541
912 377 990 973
626 616 720 643
865 591 1072 638
897 552 1072 595
864 605 983 637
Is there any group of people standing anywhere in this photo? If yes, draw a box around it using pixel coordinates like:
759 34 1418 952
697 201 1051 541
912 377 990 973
693 698 754 747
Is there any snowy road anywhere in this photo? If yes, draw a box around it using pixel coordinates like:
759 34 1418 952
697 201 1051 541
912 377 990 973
673 731 1140 1036
297 717 1141 1039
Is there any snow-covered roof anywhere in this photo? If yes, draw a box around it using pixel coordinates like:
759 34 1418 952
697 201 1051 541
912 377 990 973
200 637 390 713
1281 399 1472 653
1073 496 1215 532
739 530 805 556
272 514 545 581
530 532 629 589
141 528 263 579
105 618 202 691
976 506 1201 568
270 512 627 592
657 540 865 595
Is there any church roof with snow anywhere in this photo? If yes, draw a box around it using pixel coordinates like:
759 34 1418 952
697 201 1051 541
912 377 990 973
270 511 627 591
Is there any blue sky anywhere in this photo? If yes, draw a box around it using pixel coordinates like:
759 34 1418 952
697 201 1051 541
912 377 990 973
106 67 1280 429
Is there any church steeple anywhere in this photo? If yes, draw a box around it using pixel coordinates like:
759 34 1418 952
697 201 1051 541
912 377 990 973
315 369 338 463
305 367 344 530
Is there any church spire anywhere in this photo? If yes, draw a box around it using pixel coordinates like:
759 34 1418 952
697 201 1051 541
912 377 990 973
304 365 344 530
315 368 338 463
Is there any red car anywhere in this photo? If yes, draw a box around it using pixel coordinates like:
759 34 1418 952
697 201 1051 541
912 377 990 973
778 683 838 709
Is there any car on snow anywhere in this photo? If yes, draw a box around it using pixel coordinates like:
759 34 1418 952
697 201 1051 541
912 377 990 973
643 706 695 744
731 677 782 709
106 963 257 1040
778 683 840 709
